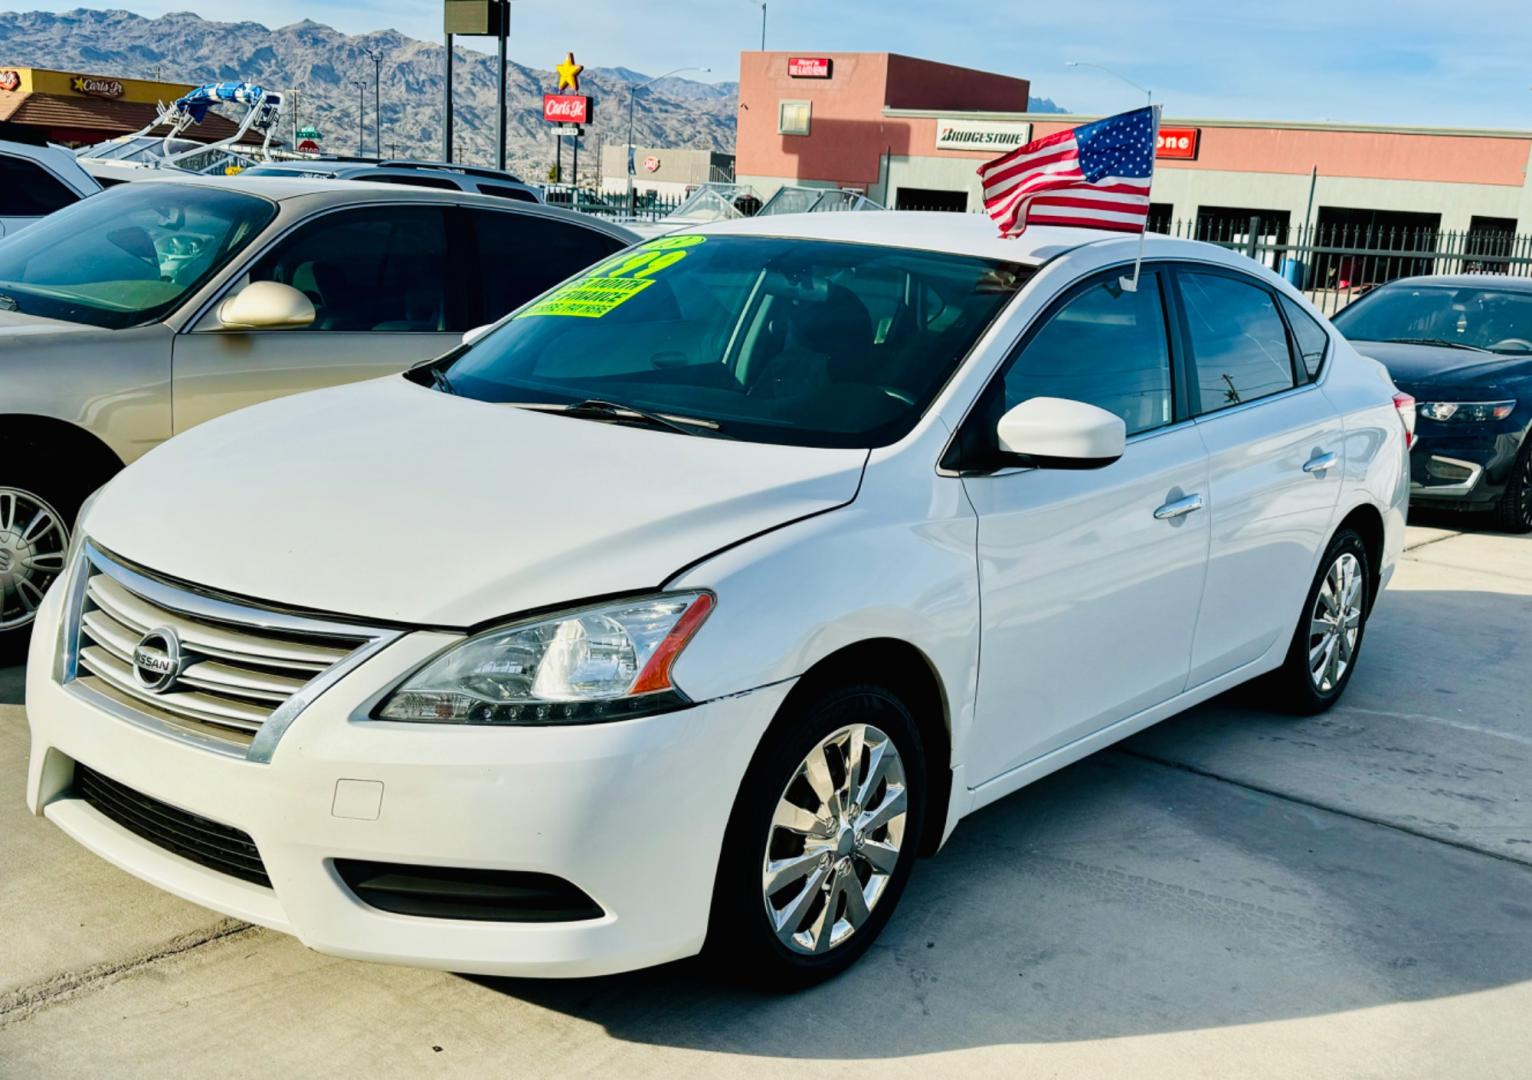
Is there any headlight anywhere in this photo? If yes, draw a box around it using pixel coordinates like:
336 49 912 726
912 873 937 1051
375 591 714 725
1417 400 1515 423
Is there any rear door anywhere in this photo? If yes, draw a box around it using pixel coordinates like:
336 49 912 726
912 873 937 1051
171 204 463 432
1173 265 1344 686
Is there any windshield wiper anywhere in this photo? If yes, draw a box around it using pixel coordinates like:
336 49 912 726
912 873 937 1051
507 399 727 438
1383 337 1489 352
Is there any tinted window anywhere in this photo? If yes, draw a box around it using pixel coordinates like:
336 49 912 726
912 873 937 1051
364 173 461 190
0 184 273 329
0 154 82 215
1280 294 1329 380
996 272 1173 437
1179 272 1295 414
478 183 538 203
436 235 1030 449
249 206 452 332
468 210 625 323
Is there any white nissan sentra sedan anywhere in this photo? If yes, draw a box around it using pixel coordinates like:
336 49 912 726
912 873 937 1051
26 213 1411 987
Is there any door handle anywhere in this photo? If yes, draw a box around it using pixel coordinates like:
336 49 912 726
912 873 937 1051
1303 451 1339 474
1154 493 1204 520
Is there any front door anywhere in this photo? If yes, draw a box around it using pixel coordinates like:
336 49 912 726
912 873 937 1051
960 268 1210 783
171 204 462 432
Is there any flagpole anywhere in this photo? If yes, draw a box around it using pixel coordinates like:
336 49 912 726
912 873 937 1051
1121 102 1162 294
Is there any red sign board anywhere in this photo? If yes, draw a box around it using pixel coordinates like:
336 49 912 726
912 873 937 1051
0 71 19 92
788 56 832 78
643 155 660 173
543 93 591 124
1156 127 1201 160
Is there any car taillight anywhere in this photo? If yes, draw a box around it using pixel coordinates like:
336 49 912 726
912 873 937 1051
1393 392 1417 449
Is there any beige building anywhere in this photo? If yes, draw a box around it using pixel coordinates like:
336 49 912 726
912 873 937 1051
600 145 735 199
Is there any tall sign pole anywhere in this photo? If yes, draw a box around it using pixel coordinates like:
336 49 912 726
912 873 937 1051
442 32 454 162
495 0 509 170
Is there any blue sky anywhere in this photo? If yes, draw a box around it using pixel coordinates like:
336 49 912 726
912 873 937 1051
22 0 1532 127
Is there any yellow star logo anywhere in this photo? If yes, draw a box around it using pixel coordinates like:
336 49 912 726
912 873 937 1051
555 52 583 93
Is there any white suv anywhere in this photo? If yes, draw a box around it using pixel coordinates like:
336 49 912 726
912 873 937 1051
26 213 1410 987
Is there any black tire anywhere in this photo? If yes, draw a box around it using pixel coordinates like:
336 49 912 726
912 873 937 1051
0 450 97 661
1270 528 1372 715
1489 441 1532 534
704 682 927 990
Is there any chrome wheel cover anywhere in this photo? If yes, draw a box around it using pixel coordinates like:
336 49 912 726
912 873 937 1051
762 722 908 955
0 487 69 632
1308 551 1364 693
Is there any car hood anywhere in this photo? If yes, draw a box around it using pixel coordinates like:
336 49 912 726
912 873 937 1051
1350 340 1532 396
85 377 868 627
0 309 99 338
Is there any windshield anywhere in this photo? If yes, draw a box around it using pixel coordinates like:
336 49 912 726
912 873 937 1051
434 234 1030 449
0 184 275 329
1333 283 1532 354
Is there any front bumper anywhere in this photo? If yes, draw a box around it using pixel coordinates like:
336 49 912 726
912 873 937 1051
1408 427 1525 508
25 574 788 979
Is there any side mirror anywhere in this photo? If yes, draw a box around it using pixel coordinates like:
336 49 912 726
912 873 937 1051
217 281 316 330
462 323 495 347
996 397 1126 469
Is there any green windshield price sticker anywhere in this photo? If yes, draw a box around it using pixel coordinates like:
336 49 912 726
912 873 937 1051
520 277 654 319
518 234 706 319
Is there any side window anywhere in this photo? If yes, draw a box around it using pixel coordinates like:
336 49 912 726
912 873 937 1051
363 173 461 191
477 183 539 203
1280 294 1329 381
0 154 82 216
248 206 452 332
468 210 625 323
1179 272 1297 413
995 271 1174 438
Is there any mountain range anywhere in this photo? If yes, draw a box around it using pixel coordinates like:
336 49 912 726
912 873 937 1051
0 8 739 182
0 8 1066 182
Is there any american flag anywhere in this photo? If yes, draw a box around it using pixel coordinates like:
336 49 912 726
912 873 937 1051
978 106 1159 237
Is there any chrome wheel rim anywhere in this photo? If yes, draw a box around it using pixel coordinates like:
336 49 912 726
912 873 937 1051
0 487 69 632
762 722 908 955
1308 551 1364 693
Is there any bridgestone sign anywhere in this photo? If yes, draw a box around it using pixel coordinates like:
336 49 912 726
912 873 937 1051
935 118 1033 152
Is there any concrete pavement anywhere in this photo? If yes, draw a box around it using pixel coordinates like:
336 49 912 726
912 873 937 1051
2 523 1530 1078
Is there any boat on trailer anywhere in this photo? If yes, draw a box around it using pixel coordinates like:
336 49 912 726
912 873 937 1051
76 82 287 183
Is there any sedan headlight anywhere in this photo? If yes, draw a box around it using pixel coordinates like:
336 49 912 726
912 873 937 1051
376 592 714 725
1417 400 1516 423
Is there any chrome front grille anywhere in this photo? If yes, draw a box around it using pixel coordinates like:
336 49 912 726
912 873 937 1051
63 542 398 760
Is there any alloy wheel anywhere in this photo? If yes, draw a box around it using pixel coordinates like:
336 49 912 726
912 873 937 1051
0 487 69 631
761 722 908 955
1307 551 1364 693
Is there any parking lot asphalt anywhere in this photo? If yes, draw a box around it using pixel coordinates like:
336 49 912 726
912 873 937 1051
2 521 1530 1079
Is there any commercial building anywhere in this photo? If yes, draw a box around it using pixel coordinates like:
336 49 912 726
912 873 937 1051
599 145 735 199
0 66 245 147
735 50 1532 242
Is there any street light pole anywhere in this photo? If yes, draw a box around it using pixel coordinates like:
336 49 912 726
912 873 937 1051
1064 60 1152 109
759 2 766 50
363 48 383 160
627 66 710 213
353 80 366 157
495 0 510 171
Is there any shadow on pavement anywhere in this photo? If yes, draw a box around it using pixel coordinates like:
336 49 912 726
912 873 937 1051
469 586 1532 1058
0 664 23 706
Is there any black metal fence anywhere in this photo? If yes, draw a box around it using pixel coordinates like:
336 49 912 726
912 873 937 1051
541 185 686 221
1152 216 1532 315
559 193 1532 315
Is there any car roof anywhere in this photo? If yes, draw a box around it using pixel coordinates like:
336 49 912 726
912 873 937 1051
1374 274 1532 293
103 171 635 236
683 211 1225 267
